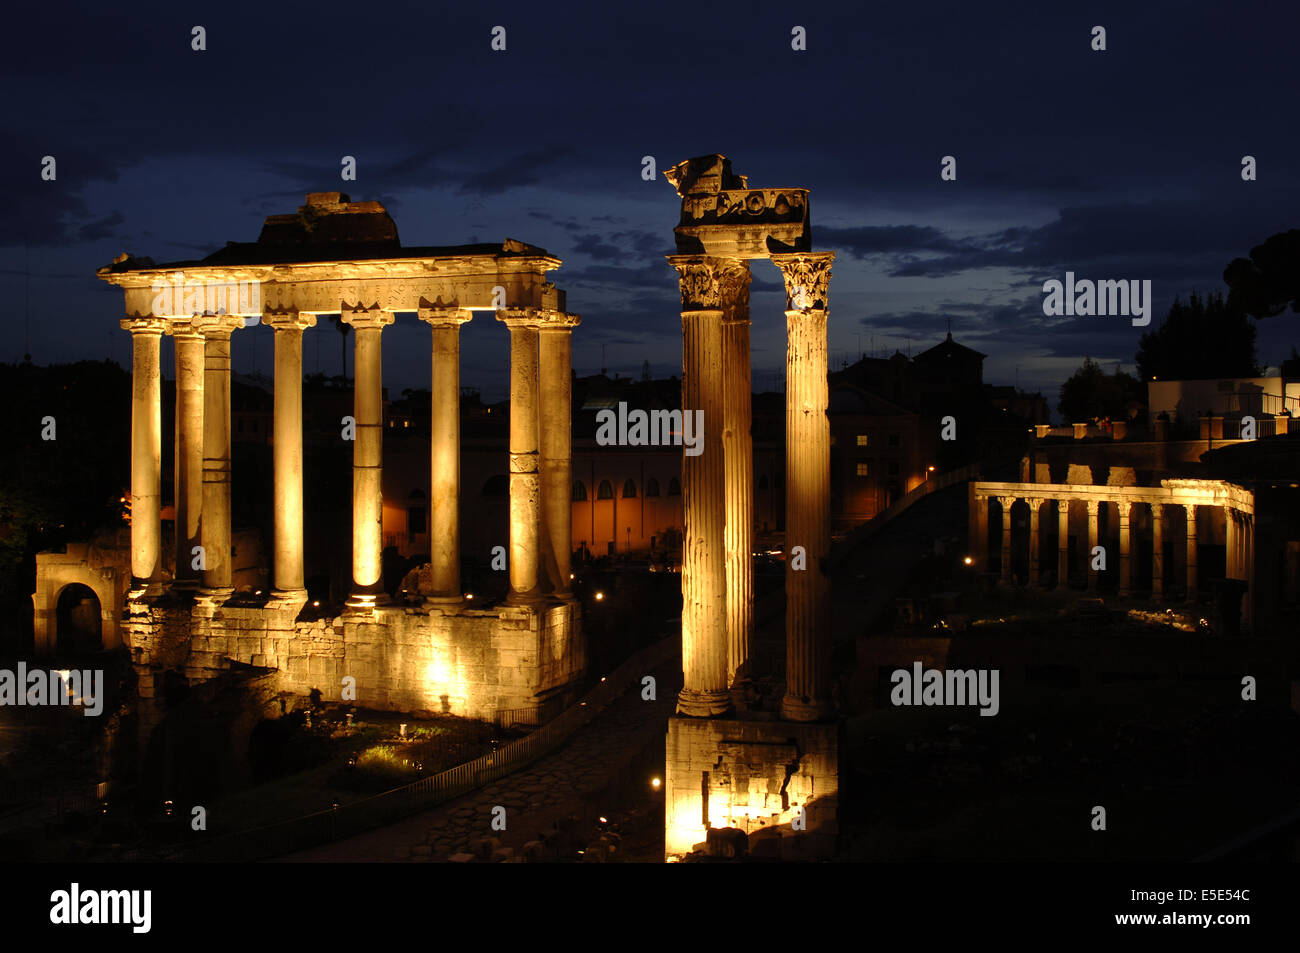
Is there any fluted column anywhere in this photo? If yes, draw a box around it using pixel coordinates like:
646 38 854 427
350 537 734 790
1243 513 1254 627
497 309 544 602
420 307 473 605
1118 500 1133 596
1057 499 1070 588
341 304 394 609
1185 504 1198 602
1225 508 1239 580
267 310 315 600
169 319 205 590
773 251 835 722
998 496 1017 584
1085 500 1100 591
720 260 754 691
195 314 243 599
121 317 167 595
1151 503 1164 597
667 256 730 717
538 311 581 599
1027 497 1043 587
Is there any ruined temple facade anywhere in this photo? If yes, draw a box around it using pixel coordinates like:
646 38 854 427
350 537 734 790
49 193 585 725
661 157 839 860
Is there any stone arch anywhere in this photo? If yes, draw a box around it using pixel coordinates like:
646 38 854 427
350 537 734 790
33 557 122 655
55 583 102 653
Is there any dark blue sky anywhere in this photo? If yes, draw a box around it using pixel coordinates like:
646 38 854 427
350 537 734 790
4 0 1297 411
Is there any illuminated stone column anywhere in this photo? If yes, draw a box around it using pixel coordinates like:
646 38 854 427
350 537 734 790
1118 500 1133 596
773 251 835 722
1243 513 1254 627
420 307 473 605
1185 504 1198 602
267 310 316 600
497 309 543 602
719 260 754 690
969 489 988 571
538 311 581 599
121 317 167 595
341 304 395 609
667 256 730 717
1151 503 1164 597
196 314 244 599
1085 500 1100 592
1026 497 1043 587
998 496 1017 585
1225 508 1239 580
170 320 205 590
1057 499 1070 588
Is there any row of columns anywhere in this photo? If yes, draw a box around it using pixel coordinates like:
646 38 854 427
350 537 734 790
976 495 1253 601
121 305 578 610
668 251 835 723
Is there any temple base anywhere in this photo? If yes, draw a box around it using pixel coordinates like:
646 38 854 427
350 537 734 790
664 714 839 861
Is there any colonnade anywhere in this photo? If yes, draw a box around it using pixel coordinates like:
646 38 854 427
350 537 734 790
970 481 1255 616
118 303 579 610
668 251 836 722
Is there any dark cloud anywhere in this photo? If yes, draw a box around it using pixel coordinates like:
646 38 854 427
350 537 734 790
459 146 576 195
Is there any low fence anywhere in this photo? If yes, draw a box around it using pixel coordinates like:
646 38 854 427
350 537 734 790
180 633 680 861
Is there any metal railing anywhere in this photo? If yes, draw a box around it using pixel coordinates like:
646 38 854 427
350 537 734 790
180 633 679 861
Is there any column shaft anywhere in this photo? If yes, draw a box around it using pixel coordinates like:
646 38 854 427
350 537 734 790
1186 505 1198 601
721 263 753 689
198 317 240 595
668 256 730 717
123 319 165 592
503 317 542 600
1086 501 1100 591
1057 500 1069 588
774 251 835 722
1119 501 1132 596
172 326 205 589
539 318 578 598
270 314 313 597
422 311 472 603
1225 508 1238 580
343 307 393 608
1028 499 1042 587
1000 498 1015 584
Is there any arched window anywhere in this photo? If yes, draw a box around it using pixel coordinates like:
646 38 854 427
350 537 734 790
645 478 660 497
667 478 681 497
622 479 637 499
597 480 614 500
572 481 587 501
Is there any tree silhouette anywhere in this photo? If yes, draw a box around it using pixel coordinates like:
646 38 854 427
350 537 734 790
1223 228 1300 319
1134 291 1259 381
327 314 350 380
1058 357 1143 423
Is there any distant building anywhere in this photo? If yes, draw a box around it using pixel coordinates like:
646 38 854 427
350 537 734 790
1148 376 1300 431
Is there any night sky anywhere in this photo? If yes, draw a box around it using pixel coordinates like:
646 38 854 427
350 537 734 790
4 1 1297 410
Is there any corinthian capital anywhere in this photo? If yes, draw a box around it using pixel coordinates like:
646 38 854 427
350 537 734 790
771 251 835 313
666 255 737 311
